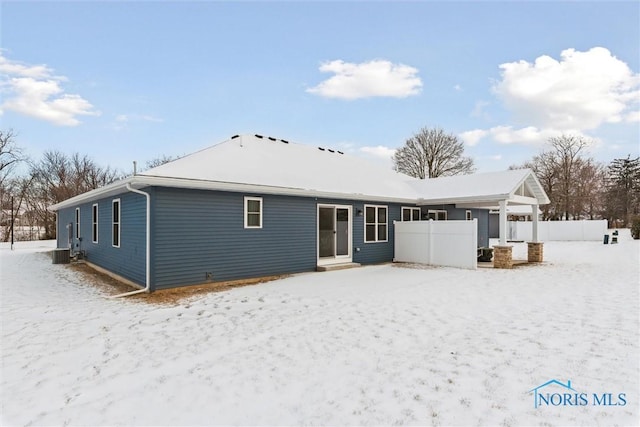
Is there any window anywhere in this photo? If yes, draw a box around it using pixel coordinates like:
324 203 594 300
244 197 262 228
75 208 80 239
92 204 99 243
402 207 421 221
112 199 120 247
466 210 473 221
427 209 447 221
365 205 388 242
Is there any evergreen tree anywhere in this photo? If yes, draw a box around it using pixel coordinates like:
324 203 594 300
606 155 640 226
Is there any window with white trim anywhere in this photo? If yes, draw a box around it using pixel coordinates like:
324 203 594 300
365 205 388 242
466 210 472 221
427 209 447 220
402 207 421 221
244 197 262 229
92 203 99 243
75 208 80 239
112 199 120 248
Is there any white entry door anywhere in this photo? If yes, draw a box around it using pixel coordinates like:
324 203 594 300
318 205 352 265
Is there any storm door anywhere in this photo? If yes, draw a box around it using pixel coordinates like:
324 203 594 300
318 205 352 264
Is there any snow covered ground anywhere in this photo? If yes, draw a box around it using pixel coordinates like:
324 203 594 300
1 235 638 426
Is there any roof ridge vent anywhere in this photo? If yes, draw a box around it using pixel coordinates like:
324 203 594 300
328 149 335 153
231 134 239 139
337 151 344 155
255 134 263 139
281 139 289 144
318 147 325 151
268 136 276 141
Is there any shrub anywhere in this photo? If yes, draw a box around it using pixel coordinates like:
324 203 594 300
631 217 640 240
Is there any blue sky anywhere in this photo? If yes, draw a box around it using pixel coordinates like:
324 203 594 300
1 1 639 174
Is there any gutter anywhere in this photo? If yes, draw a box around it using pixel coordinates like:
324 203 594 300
49 175 419 211
109 183 151 298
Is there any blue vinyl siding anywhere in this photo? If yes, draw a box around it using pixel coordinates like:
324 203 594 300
151 188 318 289
344 201 403 265
475 209 490 247
56 192 146 286
151 191 404 290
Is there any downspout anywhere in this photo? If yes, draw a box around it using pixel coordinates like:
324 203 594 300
110 183 151 298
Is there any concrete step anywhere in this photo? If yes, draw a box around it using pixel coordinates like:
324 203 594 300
316 262 362 272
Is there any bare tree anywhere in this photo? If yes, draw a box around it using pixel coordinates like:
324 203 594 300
0 129 28 241
144 154 177 171
0 129 25 187
548 135 590 220
571 158 605 220
393 127 475 179
27 151 121 239
513 134 604 221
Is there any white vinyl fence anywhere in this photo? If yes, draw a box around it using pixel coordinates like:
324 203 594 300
394 220 477 269
508 219 607 241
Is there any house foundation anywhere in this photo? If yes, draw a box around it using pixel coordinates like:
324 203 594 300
493 245 513 269
527 242 544 262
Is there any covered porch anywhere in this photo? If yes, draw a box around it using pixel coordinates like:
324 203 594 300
410 169 550 269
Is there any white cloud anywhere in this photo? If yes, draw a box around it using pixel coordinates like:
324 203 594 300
307 59 422 100
459 129 488 146
461 125 589 146
470 100 491 120
454 84 463 92
464 47 639 148
359 145 396 160
625 110 640 122
493 47 640 131
113 113 163 131
0 52 99 126
115 114 162 123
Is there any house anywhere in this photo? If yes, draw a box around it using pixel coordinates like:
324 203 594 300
50 134 549 292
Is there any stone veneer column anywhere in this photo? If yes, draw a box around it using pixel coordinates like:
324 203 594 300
527 242 544 262
493 245 513 269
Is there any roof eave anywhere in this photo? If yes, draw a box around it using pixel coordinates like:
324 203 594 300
138 175 418 204
416 193 512 206
50 175 419 210
48 177 134 211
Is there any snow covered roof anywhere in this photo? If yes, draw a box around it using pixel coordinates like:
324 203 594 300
410 168 550 207
138 134 418 202
49 134 549 211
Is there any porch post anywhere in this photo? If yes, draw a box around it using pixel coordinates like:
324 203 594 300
532 204 539 243
528 203 543 262
498 199 507 246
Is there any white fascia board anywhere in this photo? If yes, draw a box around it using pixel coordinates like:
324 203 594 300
416 193 511 206
128 175 420 204
516 172 550 205
455 202 502 209
508 194 540 205
48 178 134 211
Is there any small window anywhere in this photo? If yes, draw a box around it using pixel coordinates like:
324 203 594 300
75 208 80 239
92 204 99 243
402 207 421 221
427 209 447 221
244 197 262 229
365 205 388 242
112 199 120 248
466 210 472 221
